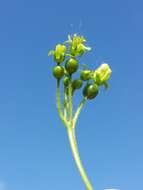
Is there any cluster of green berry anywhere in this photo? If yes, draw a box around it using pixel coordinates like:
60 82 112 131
48 34 112 100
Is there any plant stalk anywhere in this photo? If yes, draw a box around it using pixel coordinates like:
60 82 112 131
56 79 93 190
67 127 93 190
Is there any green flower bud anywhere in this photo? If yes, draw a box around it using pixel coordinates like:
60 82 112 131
53 65 64 79
80 70 91 81
72 79 83 90
54 54 65 63
93 63 112 85
65 58 78 74
48 44 66 63
83 83 99 100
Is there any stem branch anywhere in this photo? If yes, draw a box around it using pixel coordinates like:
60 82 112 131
68 77 73 126
73 98 86 128
56 80 68 127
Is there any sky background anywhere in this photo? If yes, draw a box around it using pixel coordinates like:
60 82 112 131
0 0 143 190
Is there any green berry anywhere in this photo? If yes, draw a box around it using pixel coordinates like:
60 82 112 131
63 77 70 86
83 84 99 99
80 70 91 81
65 58 78 74
53 65 64 79
72 79 83 90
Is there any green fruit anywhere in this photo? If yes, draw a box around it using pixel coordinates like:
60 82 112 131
83 84 99 99
53 65 64 79
63 77 70 86
80 70 91 81
72 79 83 89
65 58 78 74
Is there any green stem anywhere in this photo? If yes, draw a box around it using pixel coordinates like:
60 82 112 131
67 127 93 190
56 80 93 190
56 80 68 127
68 77 73 126
63 88 68 118
73 98 86 128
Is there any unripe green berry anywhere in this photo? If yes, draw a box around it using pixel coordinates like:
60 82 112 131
53 65 64 79
72 79 83 90
65 58 78 74
83 84 99 100
80 70 91 81
63 77 70 87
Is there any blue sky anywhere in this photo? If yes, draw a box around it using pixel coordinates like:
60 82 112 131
0 0 143 190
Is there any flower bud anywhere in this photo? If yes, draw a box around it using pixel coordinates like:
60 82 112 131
48 44 66 63
93 63 112 85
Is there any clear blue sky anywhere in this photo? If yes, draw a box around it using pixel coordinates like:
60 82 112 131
0 0 143 190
